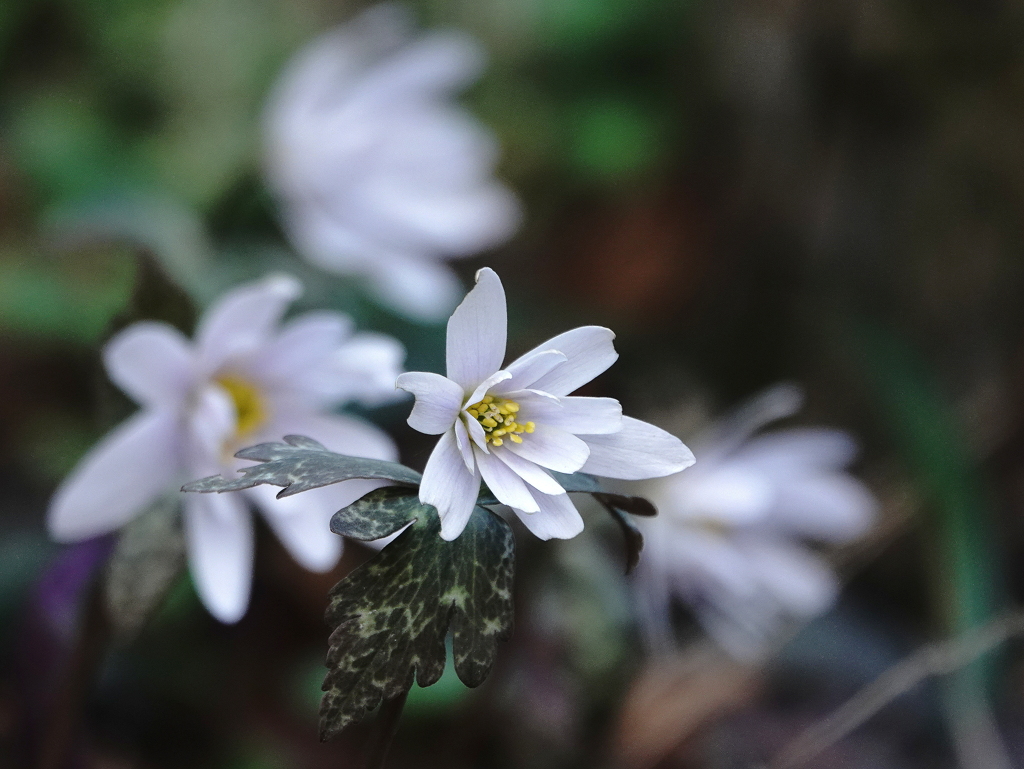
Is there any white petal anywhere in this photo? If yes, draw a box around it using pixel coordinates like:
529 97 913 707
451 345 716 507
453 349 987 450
362 176 521 255
247 483 367 572
396 372 464 434
476 450 539 512
184 493 254 624
187 384 236 464
699 383 804 463
512 488 584 540
736 428 859 472
351 30 485 104
771 474 877 542
453 419 475 470
248 311 352 387
464 411 490 453
420 429 481 540
516 326 617 396
500 350 567 392
445 267 506 390
503 423 590 473
664 465 775 527
493 447 565 495
580 417 695 480
48 410 181 542
364 254 464 322
195 274 302 373
103 322 195 407
738 537 839 617
518 395 622 435
323 332 406 406
465 369 512 408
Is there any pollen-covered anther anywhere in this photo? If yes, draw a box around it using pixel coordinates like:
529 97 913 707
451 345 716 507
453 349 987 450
466 396 532 445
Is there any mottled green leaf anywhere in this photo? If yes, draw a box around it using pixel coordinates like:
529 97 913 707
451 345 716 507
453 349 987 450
330 486 423 541
320 497 514 741
181 435 422 496
103 495 185 640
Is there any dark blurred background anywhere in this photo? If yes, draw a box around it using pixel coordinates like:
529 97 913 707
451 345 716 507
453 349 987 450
3 0 1024 767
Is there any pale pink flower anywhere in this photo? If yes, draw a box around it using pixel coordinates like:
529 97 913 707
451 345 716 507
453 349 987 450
48 275 403 623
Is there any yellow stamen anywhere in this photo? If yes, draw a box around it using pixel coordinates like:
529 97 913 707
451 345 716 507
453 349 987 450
465 395 533 446
524 422 535 433
217 376 267 437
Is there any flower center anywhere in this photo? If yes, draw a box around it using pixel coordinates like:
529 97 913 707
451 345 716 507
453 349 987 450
466 395 534 447
217 376 267 437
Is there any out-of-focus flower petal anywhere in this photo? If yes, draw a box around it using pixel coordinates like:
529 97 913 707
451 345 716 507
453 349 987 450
265 411 397 463
396 372 465 434
195 274 302 372
445 267 506 390
734 427 859 472
770 474 877 541
48 410 181 542
665 465 775 527
517 326 618 396
350 28 485 104
580 417 695 480
323 332 406 405
247 484 357 572
737 537 839 617
184 492 254 624
512 489 584 540
187 383 236 465
364 252 466 321
103 322 195 407
420 429 481 540
249 311 353 386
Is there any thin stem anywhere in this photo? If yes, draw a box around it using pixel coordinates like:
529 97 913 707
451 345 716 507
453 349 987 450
363 690 410 769
771 612 1024 769
37 578 111 769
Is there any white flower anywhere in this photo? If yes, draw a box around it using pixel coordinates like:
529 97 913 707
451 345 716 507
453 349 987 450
396 268 695 541
47 275 403 623
263 2 521 322
634 384 878 659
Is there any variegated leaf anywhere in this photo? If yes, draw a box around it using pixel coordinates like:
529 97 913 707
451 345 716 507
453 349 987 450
320 490 514 741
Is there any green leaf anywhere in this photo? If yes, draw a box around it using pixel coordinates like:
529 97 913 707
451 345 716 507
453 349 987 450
330 486 425 542
320 493 514 741
181 435 422 496
103 495 185 641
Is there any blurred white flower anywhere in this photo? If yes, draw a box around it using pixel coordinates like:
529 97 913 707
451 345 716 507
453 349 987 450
397 268 695 541
48 275 403 623
635 384 877 659
264 2 522 322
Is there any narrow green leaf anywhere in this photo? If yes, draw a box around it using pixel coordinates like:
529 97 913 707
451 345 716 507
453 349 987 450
320 497 514 741
181 435 422 496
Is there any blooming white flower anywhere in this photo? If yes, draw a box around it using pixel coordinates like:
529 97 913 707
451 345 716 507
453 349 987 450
263 2 521 321
396 267 695 541
48 275 403 623
634 384 878 659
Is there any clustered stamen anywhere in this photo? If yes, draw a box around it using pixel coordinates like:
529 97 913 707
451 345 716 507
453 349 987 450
466 395 534 446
